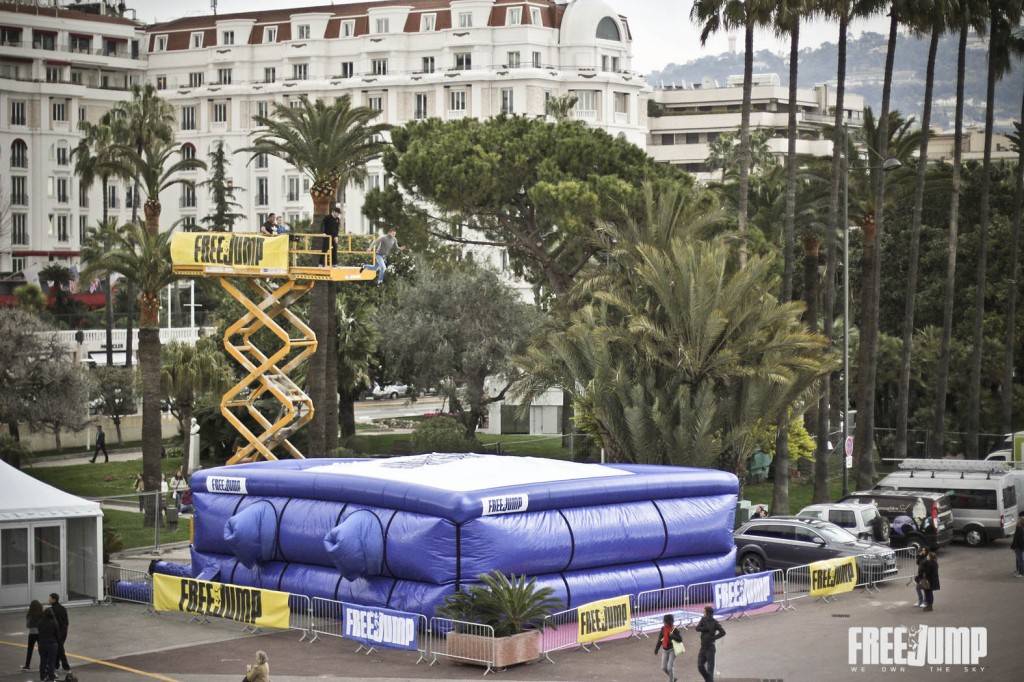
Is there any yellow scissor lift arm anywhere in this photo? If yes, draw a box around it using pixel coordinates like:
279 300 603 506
171 231 375 465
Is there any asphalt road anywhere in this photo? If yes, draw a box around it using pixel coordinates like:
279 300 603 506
0 541 1018 682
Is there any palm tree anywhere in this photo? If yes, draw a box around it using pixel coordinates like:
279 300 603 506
160 339 230 470
114 138 206 235
894 1 949 461
80 219 125 367
82 224 175 522
965 1 1024 458
240 95 388 456
1004 116 1024 433
691 0 773 268
73 121 123 367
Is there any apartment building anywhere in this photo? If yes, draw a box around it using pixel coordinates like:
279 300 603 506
0 0 146 277
648 74 866 180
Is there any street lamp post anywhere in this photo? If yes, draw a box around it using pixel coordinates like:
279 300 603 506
841 123 901 496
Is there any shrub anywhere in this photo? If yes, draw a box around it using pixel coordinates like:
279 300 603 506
0 435 30 468
412 416 478 453
438 571 563 637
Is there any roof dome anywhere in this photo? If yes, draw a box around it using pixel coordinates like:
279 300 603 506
559 0 627 46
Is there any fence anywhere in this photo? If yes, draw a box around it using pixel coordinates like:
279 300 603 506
632 584 699 637
95 491 192 553
428 617 496 674
855 547 917 590
682 569 786 620
310 597 429 661
103 563 153 609
541 607 592 659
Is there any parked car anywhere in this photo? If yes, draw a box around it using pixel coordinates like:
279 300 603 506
838 490 953 551
370 383 410 400
796 502 889 543
733 517 897 581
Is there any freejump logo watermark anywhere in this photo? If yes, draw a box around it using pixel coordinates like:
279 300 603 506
849 626 987 674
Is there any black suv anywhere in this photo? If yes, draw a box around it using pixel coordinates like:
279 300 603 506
838 490 954 551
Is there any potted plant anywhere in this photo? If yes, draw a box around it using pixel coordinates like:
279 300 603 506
437 570 562 668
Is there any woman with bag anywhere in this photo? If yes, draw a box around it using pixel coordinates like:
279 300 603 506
912 546 929 607
20 600 43 671
653 613 684 682
917 550 940 612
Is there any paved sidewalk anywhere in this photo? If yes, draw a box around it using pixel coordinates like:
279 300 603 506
28 449 144 469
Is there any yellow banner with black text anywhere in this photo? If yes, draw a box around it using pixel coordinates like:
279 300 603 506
809 556 859 598
152 573 291 629
576 594 632 645
170 232 290 274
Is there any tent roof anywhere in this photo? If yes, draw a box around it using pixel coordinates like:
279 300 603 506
0 460 102 522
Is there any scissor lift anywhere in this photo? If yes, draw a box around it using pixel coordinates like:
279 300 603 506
171 232 374 465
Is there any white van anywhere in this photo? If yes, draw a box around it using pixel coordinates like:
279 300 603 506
875 460 1019 547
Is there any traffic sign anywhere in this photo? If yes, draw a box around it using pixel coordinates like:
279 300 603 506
844 436 854 457
845 455 853 470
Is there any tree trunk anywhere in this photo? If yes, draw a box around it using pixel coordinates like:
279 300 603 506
1003 86 1024 433
125 285 134 368
966 8 998 460
895 22 940 461
339 387 357 440
54 430 61 452
306 195 332 456
736 20 754 268
930 20 968 459
113 416 123 444
819 10 848 497
803 237 820 331
853 9 898 489
105 274 114 367
179 405 193 464
138 327 163 527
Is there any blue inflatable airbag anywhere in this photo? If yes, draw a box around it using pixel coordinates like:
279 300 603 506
324 510 385 580
224 501 277 568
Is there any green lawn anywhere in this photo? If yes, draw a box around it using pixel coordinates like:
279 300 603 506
25 457 185 499
103 508 190 549
743 474 852 512
345 432 573 459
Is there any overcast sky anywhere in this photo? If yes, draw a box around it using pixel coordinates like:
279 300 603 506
128 0 894 73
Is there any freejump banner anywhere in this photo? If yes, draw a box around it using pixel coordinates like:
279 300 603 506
577 595 632 645
342 603 419 651
710 571 775 615
153 573 290 629
170 233 290 275
809 557 859 598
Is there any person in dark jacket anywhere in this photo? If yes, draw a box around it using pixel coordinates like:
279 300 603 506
47 593 70 674
37 607 59 682
653 613 683 682
89 424 108 463
321 205 341 266
695 606 726 682
21 600 43 671
1011 512 1024 577
917 550 940 612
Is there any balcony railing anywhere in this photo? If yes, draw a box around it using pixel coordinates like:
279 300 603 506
1 39 140 59
447 109 467 120
572 109 597 122
12 194 28 205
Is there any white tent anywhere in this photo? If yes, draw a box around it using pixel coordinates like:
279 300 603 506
0 460 103 609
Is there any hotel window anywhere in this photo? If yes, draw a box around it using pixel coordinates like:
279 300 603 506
368 96 383 112
421 56 434 73
374 18 390 34
601 55 609 71
264 26 277 43
221 30 234 46
292 63 308 80
10 139 27 168
507 7 522 25
33 31 55 50
12 256 24 273
286 177 300 202
685 133 699 144
264 67 276 83
212 103 227 123
256 177 269 206
45 66 61 83
296 24 310 40
80 215 88 244
155 35 168 51
500 88 514 115
106 184 118 209
52 102 66 122
56 177 68 203
612 56 620 72
181 216 198 231
10 101 26 126
56 214 69 243
181 183 197 208
71 71 83 85
256 100 269 122
530 7 542 26
341 61 354 78
575 90 597 112
189 71 204 87
190 32 204 49
217 68 232 84
414 93 428 120
371 58 388 76
614 92 629 115
289 99 302 108
125 184 138 208
454 52 471 70
449 90 466 112
458 12 473 28
532 51 542 68
12 176 27 205
156 75 167 90
79 181 88 207
341 20 355 37
421 14 436 31
55 142 69 166
12 213 27 246
255 153 268 169
181 105 196 130
506 51 520 68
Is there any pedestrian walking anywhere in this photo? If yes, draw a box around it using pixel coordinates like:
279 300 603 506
695 605 725 682
134 473 145 512
169 468 187 507
89 425 108 463
37 607 59 682
20 600 43 671
653 613 683 682
360 227 405 285
48 593 70 675
1012 512 1024 577
913 545 929 607
243 650 270 682
918 550 940 612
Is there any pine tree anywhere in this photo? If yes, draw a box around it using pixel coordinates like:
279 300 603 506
199 142 245 232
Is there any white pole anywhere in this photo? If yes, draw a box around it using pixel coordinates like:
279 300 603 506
189 279 196 331
166 285 172 329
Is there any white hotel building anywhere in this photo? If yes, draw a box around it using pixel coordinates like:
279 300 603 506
0 0 647 278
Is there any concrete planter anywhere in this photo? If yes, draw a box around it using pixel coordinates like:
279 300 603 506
446 629 541 668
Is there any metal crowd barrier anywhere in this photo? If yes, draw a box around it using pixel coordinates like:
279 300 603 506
103 563 154 611
631 584 700 637
682 569 786 620
288 594 315 642
310 597 428 661
428 617 495 674
541 606 592 659
864 547 918 588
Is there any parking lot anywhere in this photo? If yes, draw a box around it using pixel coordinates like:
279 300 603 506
0 541 1018 682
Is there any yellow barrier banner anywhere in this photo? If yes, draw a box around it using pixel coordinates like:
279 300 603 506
577 594 631 644
152 573 290 629
809 556 859 597
170 232 290 274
